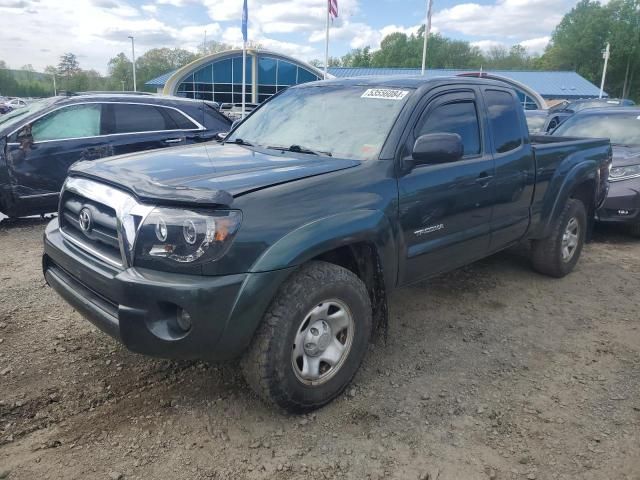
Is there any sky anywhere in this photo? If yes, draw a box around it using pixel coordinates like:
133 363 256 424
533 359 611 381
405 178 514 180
0 0 588 75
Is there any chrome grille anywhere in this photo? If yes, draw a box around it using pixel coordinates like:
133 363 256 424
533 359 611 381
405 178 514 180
59 177 154 269
62 193 119 249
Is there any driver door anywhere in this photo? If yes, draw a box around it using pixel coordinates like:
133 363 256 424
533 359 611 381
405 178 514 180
397 89 495 284
5 103 111 214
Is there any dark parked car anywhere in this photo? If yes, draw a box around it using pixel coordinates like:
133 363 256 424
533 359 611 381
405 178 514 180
552 107 640 236
43 77 610 412
546 98 636 133
0 94 231 218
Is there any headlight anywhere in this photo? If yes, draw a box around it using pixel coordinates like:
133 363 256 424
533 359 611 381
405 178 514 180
135 208 242 265
609 164 640 181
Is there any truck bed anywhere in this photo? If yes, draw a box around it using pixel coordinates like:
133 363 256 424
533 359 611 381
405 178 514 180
528 135 611 238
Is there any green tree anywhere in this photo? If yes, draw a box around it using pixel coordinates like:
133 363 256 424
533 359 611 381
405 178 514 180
606 0 640 99
541 1 610 80
341 31 485 70
199 40 233 56
341 47 372 67
57 52 81 90
483 45 538 70
0 61 19 97
108 52 133 90
541 0 640 100
134 48 197 91
309 57 342 68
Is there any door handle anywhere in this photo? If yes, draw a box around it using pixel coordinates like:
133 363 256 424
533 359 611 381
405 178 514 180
164 138 183 144
475 172 494 187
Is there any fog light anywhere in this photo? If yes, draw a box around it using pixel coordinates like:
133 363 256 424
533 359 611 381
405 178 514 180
618 209 630 216
176 308 192 332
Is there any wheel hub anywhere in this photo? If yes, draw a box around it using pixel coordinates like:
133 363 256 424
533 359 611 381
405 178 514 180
303 320 332 356
292 299 355 385
561 216 580 262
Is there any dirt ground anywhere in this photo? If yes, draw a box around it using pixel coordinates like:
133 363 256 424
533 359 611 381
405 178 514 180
0 216 638 480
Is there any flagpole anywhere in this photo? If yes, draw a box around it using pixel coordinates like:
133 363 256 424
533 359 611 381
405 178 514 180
242 41 247 119
421 0 433 75
241 0 248 119
324 0 330 79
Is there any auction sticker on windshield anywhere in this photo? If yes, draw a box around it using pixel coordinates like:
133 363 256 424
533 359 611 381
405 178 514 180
361 89 409 100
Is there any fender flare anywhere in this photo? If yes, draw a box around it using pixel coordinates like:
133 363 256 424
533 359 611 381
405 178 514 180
539 160 597 238
216 210 398 358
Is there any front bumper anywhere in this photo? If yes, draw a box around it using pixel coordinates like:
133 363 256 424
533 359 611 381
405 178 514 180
43 218 293 361
596 178 640 225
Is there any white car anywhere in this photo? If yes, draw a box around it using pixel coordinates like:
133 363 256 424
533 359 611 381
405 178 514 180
4 98 28 109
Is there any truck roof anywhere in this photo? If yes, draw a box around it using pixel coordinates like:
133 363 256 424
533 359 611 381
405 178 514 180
300 75 513 90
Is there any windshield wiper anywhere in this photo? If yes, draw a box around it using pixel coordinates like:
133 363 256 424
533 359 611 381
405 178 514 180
267 144 332 157
232 138 253 146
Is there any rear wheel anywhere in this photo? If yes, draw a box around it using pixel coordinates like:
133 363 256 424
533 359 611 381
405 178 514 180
241 261 372 413
531 198 587 278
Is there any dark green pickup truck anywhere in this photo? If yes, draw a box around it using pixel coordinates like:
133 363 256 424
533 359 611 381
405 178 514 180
43 77 611 412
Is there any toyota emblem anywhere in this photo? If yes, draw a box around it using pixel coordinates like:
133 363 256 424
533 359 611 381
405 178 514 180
78 208 93 233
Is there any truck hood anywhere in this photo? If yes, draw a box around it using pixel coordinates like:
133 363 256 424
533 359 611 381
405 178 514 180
69 143 360 207
612 144 640 167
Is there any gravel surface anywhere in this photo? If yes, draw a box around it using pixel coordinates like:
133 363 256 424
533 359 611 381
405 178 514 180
0 217 639 480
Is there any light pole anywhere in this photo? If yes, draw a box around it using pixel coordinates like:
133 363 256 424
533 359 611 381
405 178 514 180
128 35 137 92
599 42 610 99
421 0 434 75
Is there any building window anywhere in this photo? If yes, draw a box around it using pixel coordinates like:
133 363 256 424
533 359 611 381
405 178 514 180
278 61 297 86
175 54 320 105
258 57 277 85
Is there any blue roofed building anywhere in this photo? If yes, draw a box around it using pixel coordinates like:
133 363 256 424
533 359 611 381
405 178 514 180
146 49 606 110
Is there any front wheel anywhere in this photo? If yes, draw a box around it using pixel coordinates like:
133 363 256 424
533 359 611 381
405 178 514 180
531 198 587 278
241 261 372 413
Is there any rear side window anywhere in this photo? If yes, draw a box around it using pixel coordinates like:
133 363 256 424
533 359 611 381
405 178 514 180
164 108 199 130
111 104 168 134
485 90 523 153
31 104 101 142
417 100 481 156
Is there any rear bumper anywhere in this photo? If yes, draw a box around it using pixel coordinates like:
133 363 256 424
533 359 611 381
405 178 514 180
43 218 294 361
596 178 640 225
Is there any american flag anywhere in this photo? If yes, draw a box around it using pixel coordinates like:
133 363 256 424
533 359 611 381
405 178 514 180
329 0 338 20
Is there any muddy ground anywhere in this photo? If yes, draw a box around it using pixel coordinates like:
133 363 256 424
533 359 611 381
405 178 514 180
0 216 638 480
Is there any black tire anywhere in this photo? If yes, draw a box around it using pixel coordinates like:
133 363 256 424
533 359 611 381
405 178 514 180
241 261 372 413
531 198 587 278
629 223 640 238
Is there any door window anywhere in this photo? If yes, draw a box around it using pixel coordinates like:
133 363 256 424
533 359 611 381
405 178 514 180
416 100 481 156
485 90 523 153
111 104 169 134
31 104 101 142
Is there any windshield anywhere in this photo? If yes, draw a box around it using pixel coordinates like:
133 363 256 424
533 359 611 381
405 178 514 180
228 85 413 160
526 114 547 133
554 112 640 145
0 97 59 130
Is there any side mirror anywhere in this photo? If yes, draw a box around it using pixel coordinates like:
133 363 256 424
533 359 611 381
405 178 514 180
216 132 228 141
412 133 463 165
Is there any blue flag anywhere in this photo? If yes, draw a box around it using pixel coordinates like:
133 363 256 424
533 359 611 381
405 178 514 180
242 0 248 43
